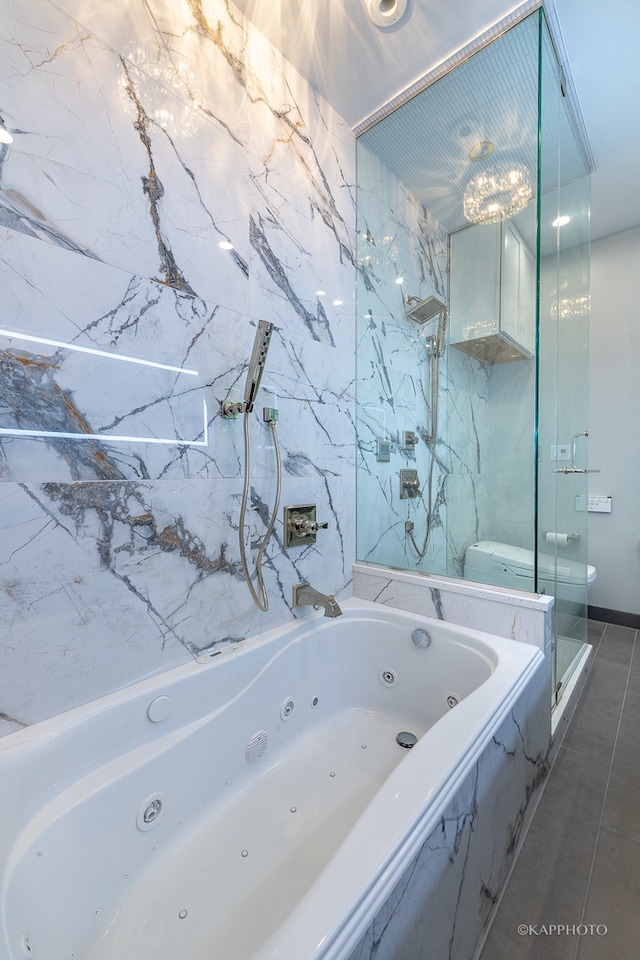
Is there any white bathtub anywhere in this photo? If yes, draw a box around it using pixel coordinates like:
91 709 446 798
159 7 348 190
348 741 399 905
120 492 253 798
0 598 542 960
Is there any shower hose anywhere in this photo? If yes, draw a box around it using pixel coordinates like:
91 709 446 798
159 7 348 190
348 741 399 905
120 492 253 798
406 439 438 560
238 407 281 611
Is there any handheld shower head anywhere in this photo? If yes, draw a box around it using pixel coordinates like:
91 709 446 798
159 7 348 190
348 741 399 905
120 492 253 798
404 294 447 324
244 320 274 411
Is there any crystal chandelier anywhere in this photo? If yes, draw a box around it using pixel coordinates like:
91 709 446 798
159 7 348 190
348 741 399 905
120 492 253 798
463 162 532 224
119 40 204 139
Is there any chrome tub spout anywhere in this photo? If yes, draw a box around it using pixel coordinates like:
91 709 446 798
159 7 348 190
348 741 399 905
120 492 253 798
292 581 342 618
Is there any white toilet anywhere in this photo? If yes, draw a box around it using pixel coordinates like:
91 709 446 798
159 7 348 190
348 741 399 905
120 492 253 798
463 540 597 601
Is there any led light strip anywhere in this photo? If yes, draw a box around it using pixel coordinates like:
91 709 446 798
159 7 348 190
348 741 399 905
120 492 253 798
0 328 198 376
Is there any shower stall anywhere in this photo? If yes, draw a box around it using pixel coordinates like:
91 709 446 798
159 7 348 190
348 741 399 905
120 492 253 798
355 8 592 716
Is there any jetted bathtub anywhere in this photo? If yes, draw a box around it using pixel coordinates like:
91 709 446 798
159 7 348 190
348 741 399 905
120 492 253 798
0 598 543 960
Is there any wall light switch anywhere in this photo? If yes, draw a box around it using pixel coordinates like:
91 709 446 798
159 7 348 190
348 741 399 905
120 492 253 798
552 444 570 461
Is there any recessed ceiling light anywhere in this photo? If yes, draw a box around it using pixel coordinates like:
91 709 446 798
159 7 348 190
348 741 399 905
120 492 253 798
218 240 234 250
332 299 343 306
552 215 571 228
468 141 495 162
0 124 13 145
395 276 404 285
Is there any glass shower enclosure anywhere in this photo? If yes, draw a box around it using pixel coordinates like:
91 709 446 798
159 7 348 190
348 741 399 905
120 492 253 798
355 9 592 713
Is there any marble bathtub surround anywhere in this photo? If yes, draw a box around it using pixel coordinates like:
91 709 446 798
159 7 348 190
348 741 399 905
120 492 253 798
350 560 553 960
347 646 550 960
353 562 553 654
0 0 356 734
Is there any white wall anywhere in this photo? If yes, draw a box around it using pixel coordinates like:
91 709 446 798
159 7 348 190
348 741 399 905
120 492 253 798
588 226 640 615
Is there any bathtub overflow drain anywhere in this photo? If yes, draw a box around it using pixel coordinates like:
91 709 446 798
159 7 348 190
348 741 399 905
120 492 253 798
396 731 418 749
411 627 432 648
446 693 460 709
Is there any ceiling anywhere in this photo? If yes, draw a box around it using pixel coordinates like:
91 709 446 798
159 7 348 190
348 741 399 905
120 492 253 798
234 0 640 243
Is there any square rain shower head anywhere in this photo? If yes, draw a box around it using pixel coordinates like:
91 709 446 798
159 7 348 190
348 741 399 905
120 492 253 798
404 294 447 324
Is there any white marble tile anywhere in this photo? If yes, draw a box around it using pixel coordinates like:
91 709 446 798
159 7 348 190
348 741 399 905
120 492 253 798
353 563 552 650
355 143 452 575
0 0 357 733
246 32 356 354
0 0 255 304
0 228 237 482
0 473 355 728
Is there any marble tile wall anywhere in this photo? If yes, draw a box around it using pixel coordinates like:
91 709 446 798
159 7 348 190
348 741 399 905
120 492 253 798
0 0 356 734
355 138 535 581
355 142 451 573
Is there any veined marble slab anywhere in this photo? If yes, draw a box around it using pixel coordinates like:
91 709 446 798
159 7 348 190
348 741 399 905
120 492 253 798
0 0 357 734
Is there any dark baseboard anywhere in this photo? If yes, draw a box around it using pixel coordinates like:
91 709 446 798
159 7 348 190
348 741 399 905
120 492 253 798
588 605 640 629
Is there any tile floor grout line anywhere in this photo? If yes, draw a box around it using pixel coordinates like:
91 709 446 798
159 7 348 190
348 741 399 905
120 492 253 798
571 628 638 960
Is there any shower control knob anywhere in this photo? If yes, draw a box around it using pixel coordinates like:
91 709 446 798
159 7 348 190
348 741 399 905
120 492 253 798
402 430 419 451
289 515 328 537
283 505 328 548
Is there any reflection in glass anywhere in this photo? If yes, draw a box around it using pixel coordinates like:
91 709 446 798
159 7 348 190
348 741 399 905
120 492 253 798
355 10 592 719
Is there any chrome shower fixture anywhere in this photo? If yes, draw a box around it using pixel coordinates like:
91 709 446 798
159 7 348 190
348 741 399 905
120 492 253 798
403 294 447 561
221 320 274 419
244 320 273 411
237 320 281 613
404 294 447 324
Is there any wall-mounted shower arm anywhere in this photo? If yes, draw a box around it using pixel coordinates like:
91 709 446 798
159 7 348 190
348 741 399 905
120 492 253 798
404 298 447 561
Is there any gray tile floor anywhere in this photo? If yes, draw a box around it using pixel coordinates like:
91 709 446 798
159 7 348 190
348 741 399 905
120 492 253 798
480 620 639 960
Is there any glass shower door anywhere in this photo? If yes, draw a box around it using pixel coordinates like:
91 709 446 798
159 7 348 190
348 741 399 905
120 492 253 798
538 20 592 706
